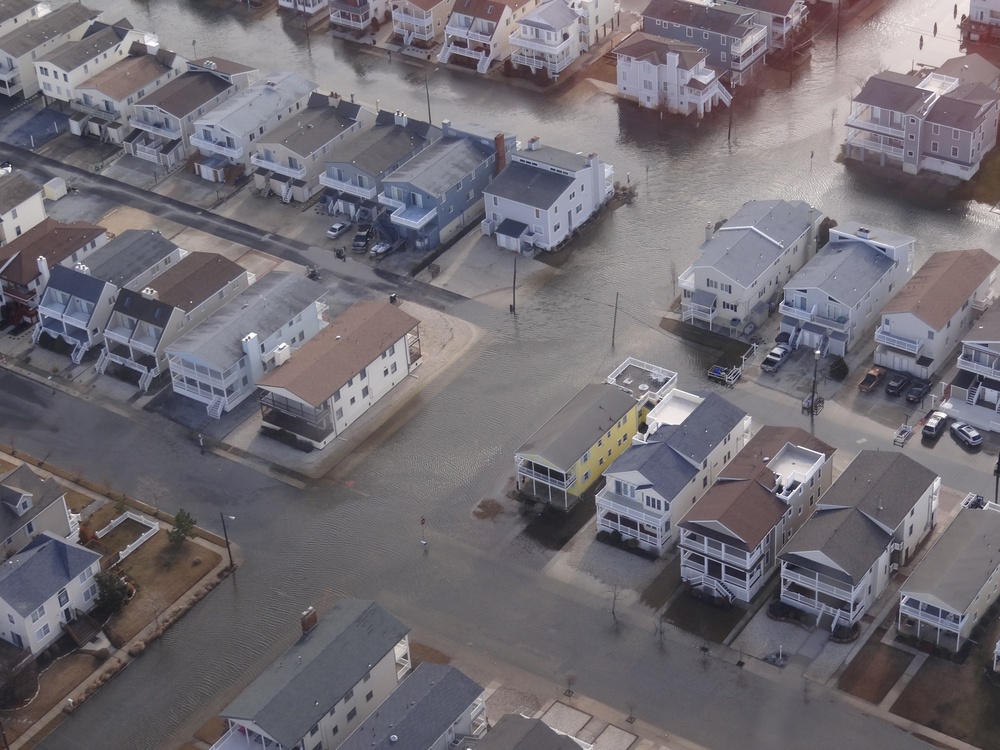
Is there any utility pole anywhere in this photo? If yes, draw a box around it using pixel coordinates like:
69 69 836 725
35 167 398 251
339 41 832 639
611 292 619 348
993 453 1000 505
219 512 234 569
835 0 842 56
510 253 517 314
727 95 734 144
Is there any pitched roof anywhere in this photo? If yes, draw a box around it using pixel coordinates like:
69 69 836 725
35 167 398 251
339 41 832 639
936 53 1000 87
0 0 41 24
475 715 580 750
339 664 482 750
780 505 890 584
0 465 67 544
645 392 747 465
881 249 998 329
257 300 418 407
724 0 800 15
43 22 132 72
83 229 180 288
452 0 533 23
785 238 896 306
255 94 358 157
516 142 590 171
0 219 106 286
133 70 233 117
42 263 109 304
187 57 257 76
384 136 491 195
0 532 100 617
613 32 708 70
222 600 409 749
852 71 931 115
518 0 580 31
327 112 439 177
485 161 574 210
966 302 1000 342
640 0 758 37
194 72 317 136
516 383 637 470
77 51 176 101
926 86 998 131
0 171 40 215
0 4 99 59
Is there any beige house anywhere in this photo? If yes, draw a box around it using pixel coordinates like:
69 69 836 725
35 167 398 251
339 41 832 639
0 465 80 558
0 170 45 245
392 0 455 46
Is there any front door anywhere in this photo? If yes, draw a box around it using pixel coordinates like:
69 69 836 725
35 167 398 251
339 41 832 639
62 607 73 623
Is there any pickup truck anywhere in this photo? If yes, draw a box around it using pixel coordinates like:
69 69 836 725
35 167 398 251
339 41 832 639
858 366 886 392
761 344 792 373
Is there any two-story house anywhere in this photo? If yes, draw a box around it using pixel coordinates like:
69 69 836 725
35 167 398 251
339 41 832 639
210 600 412 750
779 450 940 631
845 55 1000 181
614 32 731 118
678 199 825 332
716 0 807 49
96 252 252 391
190 72 317 183
678 426 834 604
0 169 45 245
0 532 101 656
778 221 914 357
482 136 613 252
278 0 330 27
640 0 767 86
900 505 1000 654
258 300 421 450
874 249 997 379
319 110 441 223
167 271 328 418
34 18 154 105
392 0 456 47
0 0 49 38
330 0 390 33
438 0 539 74
124 57 258 170
0 3 99 99
509 0 582 79
0 464 80 558
379 120 514 250
595 389 750 555
0 219 108 326
515 382 638 511
946 303 1000 430
252 94 369 205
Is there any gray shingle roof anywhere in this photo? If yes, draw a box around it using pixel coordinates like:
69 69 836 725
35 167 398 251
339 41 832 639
134 69 234 118
936 53 1000 87
339 664 482 750
852 71 930 115
326 113 440 178
194 72 317 137
384 136 490 196
0 0 41 24
43 23 130 72
516 144 588 171
641 0 757 37
0 532 100 617
84 229 181 289
519 0 579 31
485 162 573 211
781 506 890 584
0 466 67 544
604 439 697 504
785 238 896 307
613 32 708 70
222 600 410 749
648 392 747 464
254 94 358 157
926 87 998 131
475 715 580 750
43 264 109 304
0 172 40 215
0 4 99 59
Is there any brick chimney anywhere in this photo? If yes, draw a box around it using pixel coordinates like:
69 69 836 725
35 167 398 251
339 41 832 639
494 132 507 176
301 606 318 634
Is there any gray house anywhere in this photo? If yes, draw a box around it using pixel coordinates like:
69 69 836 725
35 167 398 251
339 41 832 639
640 0 767 85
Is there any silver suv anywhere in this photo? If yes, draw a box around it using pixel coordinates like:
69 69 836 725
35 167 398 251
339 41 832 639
922 411 948 439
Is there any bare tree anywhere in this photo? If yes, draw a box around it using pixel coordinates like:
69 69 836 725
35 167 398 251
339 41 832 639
564 673 576 697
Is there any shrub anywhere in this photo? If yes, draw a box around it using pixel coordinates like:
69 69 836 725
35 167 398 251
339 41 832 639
828 356 849 381
95 571 129 615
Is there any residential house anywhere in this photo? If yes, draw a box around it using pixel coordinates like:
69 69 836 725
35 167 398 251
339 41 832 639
252 94 369 205
778 221 914 356
124 57 258 170
338 664 487 750
968 0 1000 42
482 136 613 252
604 356 678 419
845 55 1000 181
0 532 101 655
716 0 807 49
614 32 732 118
509 0 582 78
0 169 45 245
0 0 50 38
0 3 99 99
567 0 608 50
899 506 1000 654
971 0 1000 27
678 426 834 604
210 600 412 750
945 303 1000 431
69 42 182 144
68 227 185 294
391 0 456 47
0 465 80 558
779 450 940 631
475 715 581 750
595 389 750 555
379 120 515 251
190 72 317 183
515 383 639 511
438 0 540 74
937 52 1000 91
34 18 155 105
97 252 252 391
257 300 421 450
874 249 998 379
319 110 441 223
167 271 328 418
330 0 390 33
678 199 825 332
278 0 330 27
0 219 108 326
640 0 768 86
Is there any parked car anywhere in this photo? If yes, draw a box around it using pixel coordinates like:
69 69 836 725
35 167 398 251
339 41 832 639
885 373 912 397
905 379 933 404
858 366 886 392
951 421 983 448
922 411 948 439
326 221 350 239
351 225 373 253
761 344 792 373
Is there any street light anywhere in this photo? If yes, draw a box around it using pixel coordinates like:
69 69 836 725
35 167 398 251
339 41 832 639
810 349 821 434
424 68 439 124
220 512 235 569
993 453 1000 505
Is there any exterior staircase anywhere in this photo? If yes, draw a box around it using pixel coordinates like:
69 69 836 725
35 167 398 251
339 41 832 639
281 181 294 204
789 327 802 350
138 369 154 392
95 348 110 374
71 341 88 364
687 574 734 604
31 325 42 344
404 29 414 45
476 55 490 74
819 335 830 358
968 376 983 405
437 44 452 64
208 394 226 419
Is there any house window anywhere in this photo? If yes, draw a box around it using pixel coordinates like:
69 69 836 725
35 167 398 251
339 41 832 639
389 344 395 356
932 123 939 135
362 386 369 398
954 128 960 139
366 690 374 702
931 141 938 153
25 521 33 535
363 671 371 682
614 480 635 498
6 614 12 625
334 389 341 402
534 208 540 219
30 605 44 623
390 362 397 374
35 623 50 640
907 151 914 157
582 450 590 463
79 568 92 584
58 589 69 607
360 367 367 380
582 470 590 482
909 524 914 536
493 196 498 206
952 146 959 157
345 688 354 701
347 708 357 721
350 396 356 406
721 51 727 62
686 27 692 37
335 407 344 419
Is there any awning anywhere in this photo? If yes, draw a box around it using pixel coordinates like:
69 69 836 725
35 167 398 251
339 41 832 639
496 218 529 238
691 289 717 308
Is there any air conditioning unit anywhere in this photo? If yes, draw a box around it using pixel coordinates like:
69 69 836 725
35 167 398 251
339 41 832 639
271 342 291 366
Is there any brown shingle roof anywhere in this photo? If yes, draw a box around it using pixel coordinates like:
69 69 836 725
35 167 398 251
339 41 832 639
0 219 105 286
881 249 998 330
454 0 530 23
143 252 246 311
78 52 175 101
259 301 419 407
0 171 40 215
135 70 233 117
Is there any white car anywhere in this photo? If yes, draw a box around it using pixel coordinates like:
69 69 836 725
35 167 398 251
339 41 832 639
761 344 792 373
326 222 350 239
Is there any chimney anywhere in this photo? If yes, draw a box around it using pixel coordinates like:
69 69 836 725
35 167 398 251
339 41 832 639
141 286 158 300
856 227 871 239
36 256 50 285
494 132 507 176
395 111 408 127
441 118 452 135
241 331 258 355
526 136 540 151
301 606 318 634
706 222 714 241
75 263 90 275
585 152 598 167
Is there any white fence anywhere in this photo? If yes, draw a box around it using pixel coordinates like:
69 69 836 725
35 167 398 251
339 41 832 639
95 511 159 563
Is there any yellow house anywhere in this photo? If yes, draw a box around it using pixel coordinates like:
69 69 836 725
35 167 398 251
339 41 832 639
515 383 638 511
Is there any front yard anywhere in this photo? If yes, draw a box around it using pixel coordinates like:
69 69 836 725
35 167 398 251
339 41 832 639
838 627 913 704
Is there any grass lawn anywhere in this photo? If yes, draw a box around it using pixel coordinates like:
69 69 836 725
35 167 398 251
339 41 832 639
105 532 221 645
62 489 93 515
193 715 227 745
838 631 913 704
0 459 16 476
411 642 451 667
640 557 681 610
98 518 149 551
84 503 121 535
663 591 746 643
0 654 102 742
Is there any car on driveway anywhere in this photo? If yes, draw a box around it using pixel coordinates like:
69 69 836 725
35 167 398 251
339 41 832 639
905 379 932 404
326 221 350 239
351 225 373 253
761 344 792 373
922 411 948 439
951 421 983 448
885 373 912 397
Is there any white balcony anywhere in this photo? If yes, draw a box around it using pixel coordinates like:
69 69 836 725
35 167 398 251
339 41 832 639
319 173 377 199
781 589 860 625
510 51 574 74
250 153 307 180
73 99 120 121
445 23 493 43
899 598 964 633
515 456 575 489
874 326 922 355
135 139 166 162
511 33 574 55
189 135 244 159
845 112 905 139
127 115 182 140
393 15 435 40
0 64 19 83
845 129 904 158
778 301 850 332
330 8 370 28
596 492 665 529
781 567 856 602
731 27 768 57
210 725 283 750
680 533 758 569
958 352 1000 379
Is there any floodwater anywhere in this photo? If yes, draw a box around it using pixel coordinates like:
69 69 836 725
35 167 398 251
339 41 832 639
30 0 1000 748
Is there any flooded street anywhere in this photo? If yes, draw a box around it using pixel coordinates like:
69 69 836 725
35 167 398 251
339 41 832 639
27 0 1000 748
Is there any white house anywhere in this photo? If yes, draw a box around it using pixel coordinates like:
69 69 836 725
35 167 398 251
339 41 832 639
509 0 582 78
779 450 940 631
0 169 45 245
595 389 750 555
678 199 825 332
0 532 101 655
874 249 998 379
438 0 540 74
392 0 457 47
0 464 81 558
482 136 613 252
678 426 834 604
257 300 421 450
944 304 1000 431
330 0 390 33
167 271 328 418
899 506 1000 654
716 0 807 49
0 0 49 38
211 600 412 750
278 0 330 26
189 72 317 183
614 32 731 118
778 221 914 357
